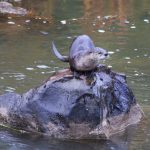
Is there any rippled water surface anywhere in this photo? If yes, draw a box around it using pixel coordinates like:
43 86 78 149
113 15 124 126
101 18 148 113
0 0 150 149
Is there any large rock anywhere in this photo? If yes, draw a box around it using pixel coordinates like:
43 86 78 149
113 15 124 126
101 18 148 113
0 2 27 15
0 66 143 139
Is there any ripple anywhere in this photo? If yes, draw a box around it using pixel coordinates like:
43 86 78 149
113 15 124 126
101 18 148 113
2 72 25 80
108 65 112 68
130 26 136 29
108 51 115 54
72 18 77 21
36 65 50 69
8 16 12 19
144 19 149 23
40 31 49 35
144 54 148 57
25 20 31 23
124 57 131 60
5 87 16 92
116 49 120 52
134 73 139 76
7 21 15 25
98 29 105 33
60 20 67 24
67 36 72 39
43 20 47 24
26 67 34 71
103 15 117 20
13 74 25 78
124 20 130 24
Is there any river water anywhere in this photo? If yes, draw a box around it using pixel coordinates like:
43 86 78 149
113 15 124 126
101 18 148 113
0 0 150 149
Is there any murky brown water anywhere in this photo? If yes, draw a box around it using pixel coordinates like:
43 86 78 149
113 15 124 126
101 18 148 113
0 0 150 149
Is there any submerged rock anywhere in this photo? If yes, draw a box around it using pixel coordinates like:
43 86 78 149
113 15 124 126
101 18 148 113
0 66 143 139
0 2 27 15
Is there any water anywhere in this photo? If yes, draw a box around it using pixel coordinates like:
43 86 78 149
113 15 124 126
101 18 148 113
0 0 150 149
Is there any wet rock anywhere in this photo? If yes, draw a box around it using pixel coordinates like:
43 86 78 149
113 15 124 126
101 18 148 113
0 2 27 15
0 66 143 139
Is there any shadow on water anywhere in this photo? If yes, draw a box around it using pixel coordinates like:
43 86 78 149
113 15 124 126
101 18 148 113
0 0 150 149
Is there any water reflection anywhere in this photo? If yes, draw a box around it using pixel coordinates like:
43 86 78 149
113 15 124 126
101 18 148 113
0 125 141 150
0 116 149 150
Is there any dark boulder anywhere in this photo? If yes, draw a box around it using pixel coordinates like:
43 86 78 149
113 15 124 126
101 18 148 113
0 66 143 139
